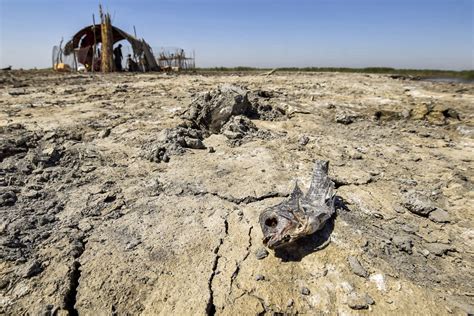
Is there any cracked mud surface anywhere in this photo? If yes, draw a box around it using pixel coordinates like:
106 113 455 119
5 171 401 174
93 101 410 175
1 70 473 314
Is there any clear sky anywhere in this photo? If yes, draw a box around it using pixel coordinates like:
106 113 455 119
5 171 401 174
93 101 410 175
0 0 473 70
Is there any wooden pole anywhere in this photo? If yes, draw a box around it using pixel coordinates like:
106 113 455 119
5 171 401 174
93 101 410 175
100 5 114 73
132 25 138 63
56 38 63 65
91 14 96 73
73 51 78 71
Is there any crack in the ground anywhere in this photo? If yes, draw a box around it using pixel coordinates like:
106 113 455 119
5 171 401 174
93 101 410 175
63 238 87 316
205 217 229 316
181 187 288 205
230 225 253 290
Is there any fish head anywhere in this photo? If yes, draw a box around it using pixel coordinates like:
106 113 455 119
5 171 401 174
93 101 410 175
259 183 307 249
259 160 336 250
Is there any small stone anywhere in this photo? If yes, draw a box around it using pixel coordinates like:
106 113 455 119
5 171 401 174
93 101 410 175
335 112 357 125
23 190 40 199
425 243 453 256
429 209 450 223
373 212 384 219
402 191 436 216
300 286 310 295
287 299 294 307
22 260 43 278
208 146 215 153
255 274 265 281
78 222 93 232
80 165 96 173
298 135 309 146
98 128 111 138
348 256 369 278
421 249 430 257
184 137 206 149
255 248 269 260
365 294 375 305
347 294 369 310
0 190 17 206
401 109 410 118
41 146 61 164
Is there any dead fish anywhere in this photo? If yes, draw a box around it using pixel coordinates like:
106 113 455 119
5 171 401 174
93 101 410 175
259 160 336 249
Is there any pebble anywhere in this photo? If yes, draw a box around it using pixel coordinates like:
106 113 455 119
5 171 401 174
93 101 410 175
373 212 384 219
365 294 375 305
429 209 450 223
0 190 17 206
255 274 265 281
23 190 40 199
208 146 215 153
255 248 269 260
298 135 309 146
335 112 356 125
184 137 206 149
80 166 97 173
300 286 310 295
421 249 430 257
425 243 453 256
347 294 369 310
402 191 436 216
348 256 369 278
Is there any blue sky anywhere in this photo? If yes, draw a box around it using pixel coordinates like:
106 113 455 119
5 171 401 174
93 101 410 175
0 0 473 69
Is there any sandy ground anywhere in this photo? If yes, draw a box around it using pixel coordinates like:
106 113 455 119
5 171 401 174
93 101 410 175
0 70 473 315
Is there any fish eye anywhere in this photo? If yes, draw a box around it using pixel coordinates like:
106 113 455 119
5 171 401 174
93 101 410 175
265 217 278 228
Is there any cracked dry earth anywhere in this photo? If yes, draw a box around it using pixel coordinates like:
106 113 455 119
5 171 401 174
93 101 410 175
1 70 473 315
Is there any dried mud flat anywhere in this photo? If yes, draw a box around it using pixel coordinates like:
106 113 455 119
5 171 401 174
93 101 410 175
1 70 473 315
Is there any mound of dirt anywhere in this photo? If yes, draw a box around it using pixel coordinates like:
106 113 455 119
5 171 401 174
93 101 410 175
146 85 285 162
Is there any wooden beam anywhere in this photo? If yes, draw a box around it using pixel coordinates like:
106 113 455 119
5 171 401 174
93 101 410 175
100 5 114 73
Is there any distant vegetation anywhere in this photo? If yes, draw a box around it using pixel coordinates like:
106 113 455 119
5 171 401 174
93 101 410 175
196 67 474 80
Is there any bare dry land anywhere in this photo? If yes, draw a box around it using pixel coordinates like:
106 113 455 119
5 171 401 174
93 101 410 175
1 70 473 315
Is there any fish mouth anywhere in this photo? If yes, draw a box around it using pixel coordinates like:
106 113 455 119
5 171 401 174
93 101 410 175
263 234 291 249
